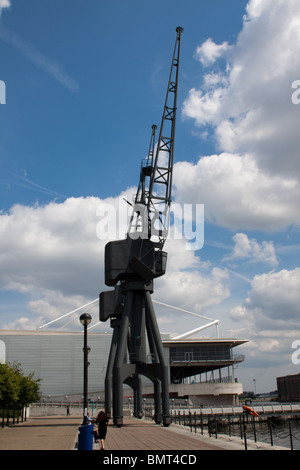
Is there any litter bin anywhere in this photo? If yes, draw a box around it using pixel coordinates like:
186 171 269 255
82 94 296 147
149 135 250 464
78 423 94 450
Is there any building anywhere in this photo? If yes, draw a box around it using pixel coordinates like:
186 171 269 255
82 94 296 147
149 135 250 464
0 330 110 398
165 338 245 405
277 373 300 402
148 338 246 405
0 329 247 405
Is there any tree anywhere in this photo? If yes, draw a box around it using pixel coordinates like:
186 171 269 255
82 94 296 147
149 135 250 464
0 362 40 409
0 363 20 407
18 373 40 406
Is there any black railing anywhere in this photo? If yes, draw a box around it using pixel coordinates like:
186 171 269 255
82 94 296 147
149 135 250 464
169 354 245 363
1 407 27 428
144 407 300 450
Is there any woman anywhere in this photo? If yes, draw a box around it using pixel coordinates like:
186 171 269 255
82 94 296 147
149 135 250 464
94 411 109 450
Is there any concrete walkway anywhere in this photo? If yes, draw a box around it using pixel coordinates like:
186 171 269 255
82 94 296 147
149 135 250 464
0 416 80 450
96 416 226 451
0 415 288 451
0 415 227 451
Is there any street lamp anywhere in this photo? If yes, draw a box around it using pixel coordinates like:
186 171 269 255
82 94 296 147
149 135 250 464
79 313 92 425
253 378 257 399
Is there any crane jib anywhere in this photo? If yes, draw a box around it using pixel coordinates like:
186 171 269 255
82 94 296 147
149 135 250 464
129 26 183 247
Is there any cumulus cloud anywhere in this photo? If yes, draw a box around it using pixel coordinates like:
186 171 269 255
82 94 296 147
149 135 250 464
182 0 300 231
231 268 300 330
154 264 229 336
157 260 229 314
0 197 103 296
0 194 136 329
0 197 106 329
0 194 229 331
245 268 300 324
229 266 300 387
194 38 232 66
185 0 300 174
173 153 300 231
0 0 10 16
223 233 278 266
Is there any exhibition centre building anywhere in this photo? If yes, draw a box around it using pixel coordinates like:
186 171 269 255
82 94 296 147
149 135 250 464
0 329 247 406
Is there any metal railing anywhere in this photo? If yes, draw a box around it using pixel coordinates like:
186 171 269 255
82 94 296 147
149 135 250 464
144 407 300 450
169 354 245 363
1 407 27 428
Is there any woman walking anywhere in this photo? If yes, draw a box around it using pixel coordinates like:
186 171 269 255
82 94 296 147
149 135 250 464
94 411 109 450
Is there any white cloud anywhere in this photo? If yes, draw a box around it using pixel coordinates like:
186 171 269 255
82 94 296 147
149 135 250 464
156 255 229 315
182 0 300 232
154 263 230 336
231 268 300 330
229 267 300 387
194 38 232 66
0 197 103 296
223 233 278 266
0 0 10 15
0 197 107 329
0 193 230 331
245 0 274 20
173 153 300 231
182 87 225 127
246 268 300 324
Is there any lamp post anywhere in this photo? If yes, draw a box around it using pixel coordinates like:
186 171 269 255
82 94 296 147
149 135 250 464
253 378 256 399
79 313 92 425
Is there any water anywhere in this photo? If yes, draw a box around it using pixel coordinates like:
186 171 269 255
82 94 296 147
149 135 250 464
218 418 300 450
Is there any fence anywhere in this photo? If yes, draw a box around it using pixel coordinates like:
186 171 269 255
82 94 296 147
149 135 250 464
1 407 28 428
144 407 300 450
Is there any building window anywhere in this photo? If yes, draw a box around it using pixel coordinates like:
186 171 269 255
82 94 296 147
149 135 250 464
169 345 232 362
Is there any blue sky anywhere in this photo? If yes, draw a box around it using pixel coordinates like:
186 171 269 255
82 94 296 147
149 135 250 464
0 0 300 393
0 0 247 207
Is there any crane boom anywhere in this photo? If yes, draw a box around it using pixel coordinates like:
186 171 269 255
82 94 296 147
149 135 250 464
128 26 183 247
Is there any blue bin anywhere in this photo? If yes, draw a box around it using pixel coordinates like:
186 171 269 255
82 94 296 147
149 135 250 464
78 423 94 450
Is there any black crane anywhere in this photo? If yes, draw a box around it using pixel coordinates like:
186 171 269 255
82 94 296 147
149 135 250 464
100 27 183 427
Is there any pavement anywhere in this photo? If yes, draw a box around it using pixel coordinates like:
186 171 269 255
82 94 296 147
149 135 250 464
0 414 289 452
0 416 80 450
94 416 227 451
0 414 228 452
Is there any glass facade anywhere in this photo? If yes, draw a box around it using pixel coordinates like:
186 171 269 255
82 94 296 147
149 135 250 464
169 345 232 362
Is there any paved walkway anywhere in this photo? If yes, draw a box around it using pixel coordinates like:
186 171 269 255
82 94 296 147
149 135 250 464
0 416 80 450
0 415 287 451
95 417 226 451
0 415 228 451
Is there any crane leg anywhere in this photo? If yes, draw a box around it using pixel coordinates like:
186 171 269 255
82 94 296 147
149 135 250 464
112 292 132 426
104 324 119 418
145 291 170 426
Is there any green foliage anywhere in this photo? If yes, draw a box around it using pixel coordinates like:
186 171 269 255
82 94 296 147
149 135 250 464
0 361 40 408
